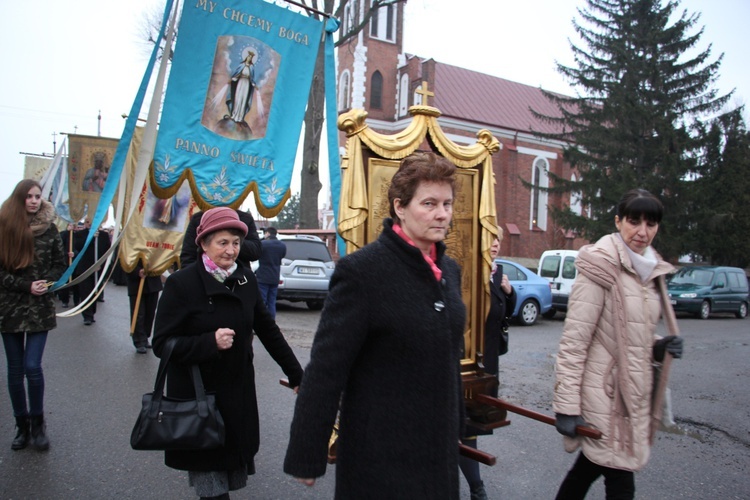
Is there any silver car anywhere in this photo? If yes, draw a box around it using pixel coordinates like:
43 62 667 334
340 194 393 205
276 235 335 310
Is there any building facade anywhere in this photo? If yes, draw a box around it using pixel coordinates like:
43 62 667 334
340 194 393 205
337 1 586 262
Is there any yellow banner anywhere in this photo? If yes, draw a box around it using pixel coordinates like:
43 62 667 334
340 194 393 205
24 155 52 181
67 134 119 222
119 127 198 275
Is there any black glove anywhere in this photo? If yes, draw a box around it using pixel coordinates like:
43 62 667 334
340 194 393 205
555 413 589 438
653 335 684 362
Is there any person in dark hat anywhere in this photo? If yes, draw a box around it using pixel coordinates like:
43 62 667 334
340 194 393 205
180 209 261 269
153 207 303 499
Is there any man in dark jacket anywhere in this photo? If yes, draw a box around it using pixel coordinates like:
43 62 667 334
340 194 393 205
72 221 111 325
126 263 163 354
255 227 286 318
180 209 261 268
57 223 79 307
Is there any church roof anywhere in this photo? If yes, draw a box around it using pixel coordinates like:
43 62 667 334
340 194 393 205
431 61 568 136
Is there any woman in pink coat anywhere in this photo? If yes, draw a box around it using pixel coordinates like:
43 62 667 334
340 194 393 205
553 189 683 500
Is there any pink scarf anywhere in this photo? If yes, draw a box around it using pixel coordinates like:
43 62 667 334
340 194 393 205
392 224 442 281
202 253 237 283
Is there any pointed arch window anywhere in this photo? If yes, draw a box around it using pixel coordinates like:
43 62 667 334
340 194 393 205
413 84 423 105
370 71 383 109
343 3 353 32
570 173 583 216
530 158 549 230
338 70 351 111
398 74 409 116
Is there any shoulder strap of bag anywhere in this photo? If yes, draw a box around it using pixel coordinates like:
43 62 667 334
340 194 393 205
148 337 210 418
191 365 210 417
148 338 177 418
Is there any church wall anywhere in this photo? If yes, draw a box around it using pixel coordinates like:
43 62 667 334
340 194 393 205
334 3 586 262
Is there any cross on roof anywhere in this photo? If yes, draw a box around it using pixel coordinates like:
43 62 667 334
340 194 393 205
415 81 434 106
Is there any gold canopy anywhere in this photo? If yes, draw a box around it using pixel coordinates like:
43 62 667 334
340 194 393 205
336 97 502 369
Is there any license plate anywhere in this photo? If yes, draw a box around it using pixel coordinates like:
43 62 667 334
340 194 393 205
670 300 676 305
298 266 319 275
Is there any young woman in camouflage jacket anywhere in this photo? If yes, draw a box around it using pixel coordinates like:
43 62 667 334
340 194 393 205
0 179 66 451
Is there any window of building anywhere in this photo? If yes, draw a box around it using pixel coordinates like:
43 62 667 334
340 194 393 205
530 157 549 230
369 0 397 41
338 71 351 111
570 173 583 216
370 2 379 37
343 3 353 33
398 73 409 116
385 4 394 40
413 84 423 105
370 70 383 109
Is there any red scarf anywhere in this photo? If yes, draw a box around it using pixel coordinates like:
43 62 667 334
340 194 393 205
392 224 442 281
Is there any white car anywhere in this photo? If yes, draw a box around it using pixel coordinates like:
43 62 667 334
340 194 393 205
274 235 335 310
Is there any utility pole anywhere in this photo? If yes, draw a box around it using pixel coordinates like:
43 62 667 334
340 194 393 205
52 132 57 153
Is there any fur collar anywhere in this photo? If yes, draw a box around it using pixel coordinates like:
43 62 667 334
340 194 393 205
29 199 57 237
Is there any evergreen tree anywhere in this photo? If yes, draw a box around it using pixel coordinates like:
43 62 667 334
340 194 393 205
693 108 750 267
532 0 730 261
276 193 301 230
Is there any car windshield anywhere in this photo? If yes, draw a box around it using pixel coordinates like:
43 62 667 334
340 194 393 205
539 256 560 278
284 241 332 262
670 268 714 286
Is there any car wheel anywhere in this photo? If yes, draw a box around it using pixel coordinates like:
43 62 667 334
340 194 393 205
698 300 711 320
306 300 324 311
517 299 540 326
542 309 557 319
736 302 748 319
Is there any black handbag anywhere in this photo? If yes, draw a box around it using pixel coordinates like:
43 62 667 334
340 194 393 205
130 338 225 451
498 325 509 356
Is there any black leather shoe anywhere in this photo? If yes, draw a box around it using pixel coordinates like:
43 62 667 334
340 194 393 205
83 319 92 326
136 346 147 354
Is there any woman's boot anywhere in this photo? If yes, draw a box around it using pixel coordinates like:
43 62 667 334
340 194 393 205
30 415 49 451
11 416 29 450
470 481 488 500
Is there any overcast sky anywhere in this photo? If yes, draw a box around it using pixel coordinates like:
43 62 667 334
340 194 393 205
0 0 746 206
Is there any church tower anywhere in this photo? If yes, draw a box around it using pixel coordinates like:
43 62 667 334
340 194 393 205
336 1 406 122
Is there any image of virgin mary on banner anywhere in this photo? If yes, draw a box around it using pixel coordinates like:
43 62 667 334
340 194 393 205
67 134 119 223
151 0 324 213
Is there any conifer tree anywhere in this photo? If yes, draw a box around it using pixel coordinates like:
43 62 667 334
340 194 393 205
533 0 730 261
692 108 750 267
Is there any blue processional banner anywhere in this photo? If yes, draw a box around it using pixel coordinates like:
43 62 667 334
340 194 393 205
152 0 324 212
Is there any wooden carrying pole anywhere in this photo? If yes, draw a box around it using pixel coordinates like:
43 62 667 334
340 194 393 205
129 275 146 336
474 394 603 439
458 443 496 466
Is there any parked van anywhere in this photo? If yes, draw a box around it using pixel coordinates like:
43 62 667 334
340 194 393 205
538 249 579 318
667 266 749 319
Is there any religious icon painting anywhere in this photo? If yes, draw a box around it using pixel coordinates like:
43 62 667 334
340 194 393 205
142 180 192 232
152 0 323 210
203 36 280 141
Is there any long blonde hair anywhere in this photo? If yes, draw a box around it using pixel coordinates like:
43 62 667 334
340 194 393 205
0 179 41 270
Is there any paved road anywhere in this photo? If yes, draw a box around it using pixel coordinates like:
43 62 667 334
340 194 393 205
0 282 748 499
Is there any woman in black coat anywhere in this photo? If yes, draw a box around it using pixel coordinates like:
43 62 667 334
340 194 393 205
153 207 303 500
284 152 467 499
460 234 516 500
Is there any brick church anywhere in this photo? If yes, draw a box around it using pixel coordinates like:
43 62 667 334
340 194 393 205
335 1 587 263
